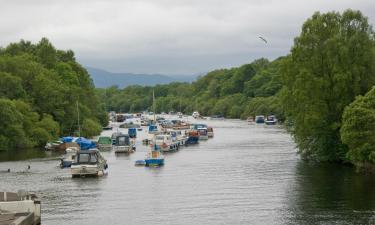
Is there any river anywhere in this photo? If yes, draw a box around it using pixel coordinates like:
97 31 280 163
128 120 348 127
1 118 375 225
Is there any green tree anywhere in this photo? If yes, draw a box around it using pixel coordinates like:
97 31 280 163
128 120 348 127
341 87 375 166
281 10 375 161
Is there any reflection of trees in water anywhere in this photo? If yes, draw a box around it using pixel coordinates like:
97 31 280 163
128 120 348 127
284 161 375 225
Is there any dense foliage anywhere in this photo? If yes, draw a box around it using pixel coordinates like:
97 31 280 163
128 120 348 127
97 57 285 120
0 38 107 150
281 10 375 162
341 87 375 166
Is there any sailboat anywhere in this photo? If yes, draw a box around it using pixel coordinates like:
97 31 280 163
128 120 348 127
144 89 164 166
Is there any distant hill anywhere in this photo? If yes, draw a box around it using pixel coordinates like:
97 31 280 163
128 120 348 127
86 67 198 88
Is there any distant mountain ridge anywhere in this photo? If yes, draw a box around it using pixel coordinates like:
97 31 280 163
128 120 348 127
86 67 198 88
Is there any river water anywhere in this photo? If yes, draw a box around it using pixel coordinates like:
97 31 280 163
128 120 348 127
1 118 375 225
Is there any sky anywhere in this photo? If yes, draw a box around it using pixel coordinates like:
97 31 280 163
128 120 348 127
0 0 374 75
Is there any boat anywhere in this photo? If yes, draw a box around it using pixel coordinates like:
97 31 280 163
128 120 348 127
111 131 123 145
154 134 179 152
113 134 136 153
102 125 113 130
186 130 200 144
255 115 265 124
265 115 277 125
119 122 140 129
145 144 164 167
210 115 224 120
0 191 41 225
177 112 183 118
198 127 209 140
71 149 108 178
192 123 207 130
44 140 63 151
97 136 112 151
192 111 200 119
60 147 79 168
128 128 137 138
247 116 254 123
207 127 214 137
134 160 146 166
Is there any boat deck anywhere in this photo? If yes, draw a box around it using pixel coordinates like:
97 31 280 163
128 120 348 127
0 212 37 225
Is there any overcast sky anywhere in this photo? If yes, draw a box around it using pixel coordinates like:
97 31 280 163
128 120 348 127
0 0 374 75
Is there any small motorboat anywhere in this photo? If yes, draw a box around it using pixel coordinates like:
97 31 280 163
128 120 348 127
97 136 112 151
145 144 164 167
135 160 146 166
154 134 179 152
128 128 137 138
60 147 79 168
265 115 277 125
113 134 136 153
186 130 200 145
0 191 41 225
255 115 265 124
71 149 108 178
198 127 209 140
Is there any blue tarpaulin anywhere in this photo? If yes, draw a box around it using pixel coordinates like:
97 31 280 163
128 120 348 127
60 136 96 150
75 137 96 150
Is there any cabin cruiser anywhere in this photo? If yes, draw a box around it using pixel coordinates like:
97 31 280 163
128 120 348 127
0 191 41 225
255 115 265 124
177 112 183 118
192 111 200 119
113 134 136 153
186 130 200 145
154 134 179 152
71 149 108 178
97 136 112 151
265 115 277 125
144 144 164 167
198 127 209 140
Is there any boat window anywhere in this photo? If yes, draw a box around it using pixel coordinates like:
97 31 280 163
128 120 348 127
118 136 129 145
79 153 90 163
156 136 164 140
90 154 98 163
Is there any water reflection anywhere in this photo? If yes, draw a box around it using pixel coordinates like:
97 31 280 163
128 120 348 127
0 148 57 162
285 161 375 224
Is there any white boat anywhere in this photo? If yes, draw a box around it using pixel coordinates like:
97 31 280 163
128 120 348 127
177 112 183 118
71 149 108 178
192 111 200 119
113 134 135 153
198 127 209 140
154 134 179 152
0 191 41 225
60 147 79 168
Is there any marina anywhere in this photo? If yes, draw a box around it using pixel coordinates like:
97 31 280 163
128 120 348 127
1 118 375 224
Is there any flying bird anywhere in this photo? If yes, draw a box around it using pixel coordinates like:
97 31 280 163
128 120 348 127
259 36 267 44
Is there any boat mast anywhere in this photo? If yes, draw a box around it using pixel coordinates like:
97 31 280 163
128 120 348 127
153 89 156 123
77 101 81 137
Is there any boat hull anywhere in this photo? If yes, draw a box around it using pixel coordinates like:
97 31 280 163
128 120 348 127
186 136 199 144
145 158 164 167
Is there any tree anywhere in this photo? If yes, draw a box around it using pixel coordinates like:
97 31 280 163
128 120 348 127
281 10 375 161
341 87 375 166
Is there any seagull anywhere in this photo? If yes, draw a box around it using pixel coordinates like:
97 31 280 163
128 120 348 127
259 36 267 44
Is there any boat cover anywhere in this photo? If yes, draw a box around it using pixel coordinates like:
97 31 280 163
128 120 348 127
75 137 96 150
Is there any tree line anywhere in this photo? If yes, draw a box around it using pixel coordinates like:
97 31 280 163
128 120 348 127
98 9 375 169
0 38 107 150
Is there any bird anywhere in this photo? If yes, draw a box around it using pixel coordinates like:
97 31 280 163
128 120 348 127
259 36 267 44
27 165 31 170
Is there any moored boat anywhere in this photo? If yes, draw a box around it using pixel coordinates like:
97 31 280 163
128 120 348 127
145 145 164 167
60 147 79 168
71 149 108 178
265 115 277 125
192 111 200 119
186 130 200 144
255 115 265 124
154 134 179 152
113 134 136 153
0 191 41 225
198 127 209 140
97 136 112 151
128 128 137 138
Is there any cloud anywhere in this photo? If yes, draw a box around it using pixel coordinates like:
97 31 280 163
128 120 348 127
0 0 374 74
